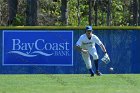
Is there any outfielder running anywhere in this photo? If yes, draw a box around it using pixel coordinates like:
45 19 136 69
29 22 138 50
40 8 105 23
76 26 110 77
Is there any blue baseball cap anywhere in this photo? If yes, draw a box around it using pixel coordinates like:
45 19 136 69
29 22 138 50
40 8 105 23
85 26 93 31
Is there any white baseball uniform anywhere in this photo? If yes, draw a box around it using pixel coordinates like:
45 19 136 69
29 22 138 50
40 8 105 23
76 33 103 69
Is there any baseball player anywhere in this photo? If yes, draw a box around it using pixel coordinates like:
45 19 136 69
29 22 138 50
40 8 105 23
75 26 110 77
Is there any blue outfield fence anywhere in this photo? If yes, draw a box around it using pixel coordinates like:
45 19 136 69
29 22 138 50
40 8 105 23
0 26 140 74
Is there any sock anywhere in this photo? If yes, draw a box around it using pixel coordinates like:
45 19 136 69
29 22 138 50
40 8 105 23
89 69 94 75
94 59 99 71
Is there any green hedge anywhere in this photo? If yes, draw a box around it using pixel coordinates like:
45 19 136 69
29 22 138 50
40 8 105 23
0 26 140 30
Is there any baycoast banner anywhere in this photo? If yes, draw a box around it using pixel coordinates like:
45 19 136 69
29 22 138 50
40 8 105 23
3 30 73 66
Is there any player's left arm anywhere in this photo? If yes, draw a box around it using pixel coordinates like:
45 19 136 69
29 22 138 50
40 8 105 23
94 35 110 63
99 44 107 54
99 43 110 64
94 35 107 53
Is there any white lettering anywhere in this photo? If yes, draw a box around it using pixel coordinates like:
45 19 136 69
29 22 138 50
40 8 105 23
21 43 27 50
54 51 70 56
65 42 69 50
11 39 70 52
44 43 52 50
59 43 64 50
12 39 21 50
52 43 58 50
28 43 34 53
35 39 44 50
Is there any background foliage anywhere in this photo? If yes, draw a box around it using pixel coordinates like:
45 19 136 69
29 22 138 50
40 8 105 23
0 0 139 26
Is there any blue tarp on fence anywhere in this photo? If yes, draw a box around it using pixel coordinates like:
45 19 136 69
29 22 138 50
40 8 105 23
0 29 140 74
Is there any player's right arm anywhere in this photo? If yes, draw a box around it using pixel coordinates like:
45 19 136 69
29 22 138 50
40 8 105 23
75 45 88 54
75 35 88 54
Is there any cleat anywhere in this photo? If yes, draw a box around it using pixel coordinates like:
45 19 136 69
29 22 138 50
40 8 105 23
96 70 102 76
90 73 94 77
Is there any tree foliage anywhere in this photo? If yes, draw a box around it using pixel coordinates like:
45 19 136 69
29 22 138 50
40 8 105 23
0 0 140 26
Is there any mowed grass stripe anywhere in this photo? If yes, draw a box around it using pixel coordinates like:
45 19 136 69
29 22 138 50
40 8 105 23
0 74 139 93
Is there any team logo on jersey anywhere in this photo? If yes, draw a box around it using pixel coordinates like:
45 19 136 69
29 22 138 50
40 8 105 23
3 30 73 66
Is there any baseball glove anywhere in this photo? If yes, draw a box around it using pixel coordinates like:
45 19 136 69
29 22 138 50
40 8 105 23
101 53 110 64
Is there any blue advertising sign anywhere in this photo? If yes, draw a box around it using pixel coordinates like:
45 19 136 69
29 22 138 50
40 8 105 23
3 30 73 66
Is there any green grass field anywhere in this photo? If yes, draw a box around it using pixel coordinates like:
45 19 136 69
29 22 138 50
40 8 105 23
0 74 139 93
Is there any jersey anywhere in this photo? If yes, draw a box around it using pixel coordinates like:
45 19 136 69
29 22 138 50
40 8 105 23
76 34 102 50
76 33 103 69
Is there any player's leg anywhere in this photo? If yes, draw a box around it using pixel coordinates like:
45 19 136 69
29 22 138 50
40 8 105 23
88 47 102 76
94 59 102 76
81 52 94 77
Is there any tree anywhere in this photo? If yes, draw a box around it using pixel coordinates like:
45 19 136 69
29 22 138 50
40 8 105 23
94 0 98 26
88 0 93 25
133 0 139 26
1 0 139 26
107 0 111 26
138 0 140 25
60 0 68 25
26 0 38 26
7 0 18 25
77 0 80 26
0 1 2 25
